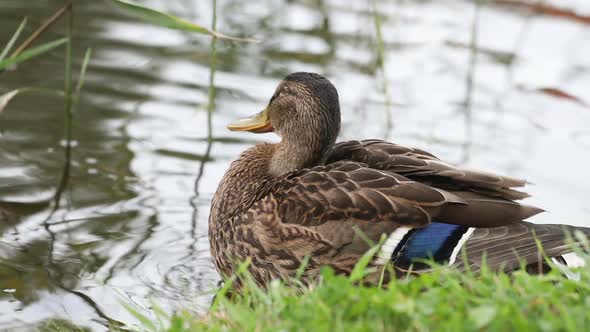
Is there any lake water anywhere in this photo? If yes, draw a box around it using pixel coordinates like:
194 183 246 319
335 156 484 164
1 0 589 330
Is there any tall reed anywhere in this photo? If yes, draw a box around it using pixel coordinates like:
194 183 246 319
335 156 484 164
371 0 393 138
462 0 481 163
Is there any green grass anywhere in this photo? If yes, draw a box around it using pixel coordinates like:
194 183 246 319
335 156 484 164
125 251 590 332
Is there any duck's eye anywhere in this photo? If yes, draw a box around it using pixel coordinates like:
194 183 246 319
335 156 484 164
270 92 280 103
270 85 298 104
270 88 289 103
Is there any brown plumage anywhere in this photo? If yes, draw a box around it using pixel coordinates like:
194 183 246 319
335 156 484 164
209 72 589 287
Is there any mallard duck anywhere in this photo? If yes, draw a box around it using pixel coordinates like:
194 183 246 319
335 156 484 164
209 72 589 286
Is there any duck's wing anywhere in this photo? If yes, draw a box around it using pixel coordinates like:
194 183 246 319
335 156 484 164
384 221 589 273
327 139 529 201
242 160 539 277
327 139 543 227
275 161 447 228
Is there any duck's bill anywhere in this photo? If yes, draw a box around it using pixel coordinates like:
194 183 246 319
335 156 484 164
227 109 273 133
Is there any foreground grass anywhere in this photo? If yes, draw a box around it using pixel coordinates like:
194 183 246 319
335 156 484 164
127 253 590 332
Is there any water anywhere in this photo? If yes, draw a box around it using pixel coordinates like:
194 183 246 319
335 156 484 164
1 0 589 330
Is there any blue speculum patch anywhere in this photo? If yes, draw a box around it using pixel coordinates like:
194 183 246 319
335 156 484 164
393 221 469 266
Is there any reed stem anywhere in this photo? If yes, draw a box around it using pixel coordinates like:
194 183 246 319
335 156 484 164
53 4 74 209
462 0 481 163
371 0 393 138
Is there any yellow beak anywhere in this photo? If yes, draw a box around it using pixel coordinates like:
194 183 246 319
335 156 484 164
227 108 273 133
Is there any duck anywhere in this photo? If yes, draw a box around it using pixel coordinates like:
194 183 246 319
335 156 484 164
209 72 589 286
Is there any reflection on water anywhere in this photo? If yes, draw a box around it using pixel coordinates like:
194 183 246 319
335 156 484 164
1 0 589 330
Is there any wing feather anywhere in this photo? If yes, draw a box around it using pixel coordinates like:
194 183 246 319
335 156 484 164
454 223 590 272
275 161 445 228
327 139 531 200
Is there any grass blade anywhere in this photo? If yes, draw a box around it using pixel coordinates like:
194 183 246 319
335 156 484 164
111 0 257 42
0 88 64 113
0 37 67 70
112 0 208 33
10 2 71 58
121 301 158 331
0 17 27 61
349 235 386 282
75 48 92 94
0 90 20 113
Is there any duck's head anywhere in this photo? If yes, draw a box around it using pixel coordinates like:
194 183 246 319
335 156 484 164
229 72 340 141
228 72 341 173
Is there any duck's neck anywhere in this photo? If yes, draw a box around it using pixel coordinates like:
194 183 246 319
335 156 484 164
269 131 333 176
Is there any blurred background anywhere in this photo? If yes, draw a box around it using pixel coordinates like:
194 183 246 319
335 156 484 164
0 0 589 330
